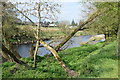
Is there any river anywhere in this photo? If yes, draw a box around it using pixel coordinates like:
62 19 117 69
14 35 105 57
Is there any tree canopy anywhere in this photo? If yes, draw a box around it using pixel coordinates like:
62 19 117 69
85 2 118 41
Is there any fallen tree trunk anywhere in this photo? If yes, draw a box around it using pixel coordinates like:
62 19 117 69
55 11 101 52
40 40 79 77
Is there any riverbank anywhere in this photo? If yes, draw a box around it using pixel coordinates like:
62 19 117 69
80 34 105 45
10 25 90 44
2 41 118 78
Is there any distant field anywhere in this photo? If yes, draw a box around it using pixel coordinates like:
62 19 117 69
16 25 69 40
16 25 60 32
15 25 86 41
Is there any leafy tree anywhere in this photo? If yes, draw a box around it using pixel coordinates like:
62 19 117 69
85 2 118 41
2 2 19 40
1 2 22 62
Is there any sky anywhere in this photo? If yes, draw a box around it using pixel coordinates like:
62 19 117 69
58 2 81 23
57 2 91 23
11 0 95 23
59 1 97 23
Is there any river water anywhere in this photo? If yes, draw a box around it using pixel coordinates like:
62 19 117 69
14 35 105 57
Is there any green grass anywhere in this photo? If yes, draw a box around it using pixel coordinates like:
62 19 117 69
12 25 67 42
41 31 66 39
2 41 118 78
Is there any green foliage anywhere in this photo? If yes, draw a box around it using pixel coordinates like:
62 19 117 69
85 2 118 41
41 30 66 38
2 62 15 68
79 41 117 77
2 41 118 78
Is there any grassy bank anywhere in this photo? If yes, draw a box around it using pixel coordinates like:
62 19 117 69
2 41 118 78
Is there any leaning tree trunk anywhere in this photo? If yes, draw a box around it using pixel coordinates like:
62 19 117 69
2 35 21 59
55 10 101 52
40 40 78 77
29 42 35 58
15 7 35 26
2 44 30 68
8 41 21 59
0 51 11 62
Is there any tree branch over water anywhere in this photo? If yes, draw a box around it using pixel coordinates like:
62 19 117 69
55 10 102 52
